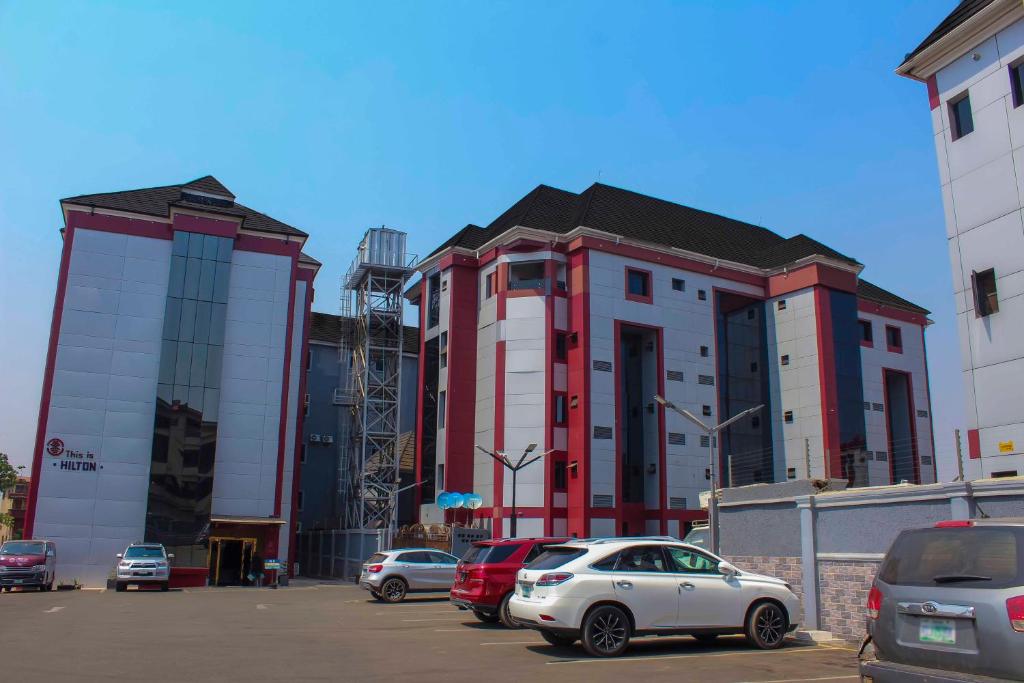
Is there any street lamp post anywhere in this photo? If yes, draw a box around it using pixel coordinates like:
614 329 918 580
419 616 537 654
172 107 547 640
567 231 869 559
474 443 553 537
654 396 763 555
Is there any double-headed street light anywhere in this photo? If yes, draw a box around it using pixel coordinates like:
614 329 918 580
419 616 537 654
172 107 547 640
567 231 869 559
654 395 764 555
474 443 554 537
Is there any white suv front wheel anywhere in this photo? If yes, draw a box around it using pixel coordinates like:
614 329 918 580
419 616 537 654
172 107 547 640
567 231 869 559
745 601 787 649
581 605 630 657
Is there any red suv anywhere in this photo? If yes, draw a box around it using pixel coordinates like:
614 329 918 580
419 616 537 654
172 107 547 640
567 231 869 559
450 537 568 628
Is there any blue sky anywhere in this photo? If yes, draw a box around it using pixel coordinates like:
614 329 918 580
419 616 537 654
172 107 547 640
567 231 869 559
0 1 960 474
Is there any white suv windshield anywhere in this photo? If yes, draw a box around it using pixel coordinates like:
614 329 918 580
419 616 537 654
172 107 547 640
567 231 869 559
124 547 165 559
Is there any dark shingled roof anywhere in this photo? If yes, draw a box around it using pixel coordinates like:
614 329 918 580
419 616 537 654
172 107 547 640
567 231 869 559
857 280 931 315
62 175 307 238
309 311 419 352
299 251 321 267
428 182 859 269
900 0 995 68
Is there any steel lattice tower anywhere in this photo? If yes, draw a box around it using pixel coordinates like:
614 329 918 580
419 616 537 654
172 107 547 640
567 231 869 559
339 228 415 531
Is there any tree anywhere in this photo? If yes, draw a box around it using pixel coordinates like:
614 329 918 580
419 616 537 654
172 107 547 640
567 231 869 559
0 452 25 534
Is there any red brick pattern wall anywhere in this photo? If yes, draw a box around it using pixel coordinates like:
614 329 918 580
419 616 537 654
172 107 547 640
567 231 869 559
817 559 880 641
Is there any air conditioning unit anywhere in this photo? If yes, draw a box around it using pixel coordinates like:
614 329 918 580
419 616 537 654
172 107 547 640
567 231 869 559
309 434 321 443
321 435 334 444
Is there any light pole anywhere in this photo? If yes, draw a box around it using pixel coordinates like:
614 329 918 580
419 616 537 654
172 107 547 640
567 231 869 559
474 443 553 537
654 396 763 555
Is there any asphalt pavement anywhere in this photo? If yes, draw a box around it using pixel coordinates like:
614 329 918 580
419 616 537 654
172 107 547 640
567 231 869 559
0 582 859 682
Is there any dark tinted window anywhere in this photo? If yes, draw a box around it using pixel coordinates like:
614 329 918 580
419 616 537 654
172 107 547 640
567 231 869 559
366 553 388 564
627 270 649 297
879 528 1022 589
428 552 458 564
526 547 587 570
555 333 567 361
1012 63 1024 108
593 546 668 572
1 541 46 555
859 320 873 343
461 543 522 564
951 94 974 140
398 551 432 563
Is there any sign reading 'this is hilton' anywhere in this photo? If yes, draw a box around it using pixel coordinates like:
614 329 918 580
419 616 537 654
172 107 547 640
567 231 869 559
46 438 98 472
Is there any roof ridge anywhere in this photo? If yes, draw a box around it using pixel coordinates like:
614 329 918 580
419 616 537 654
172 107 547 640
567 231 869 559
61 180 182 203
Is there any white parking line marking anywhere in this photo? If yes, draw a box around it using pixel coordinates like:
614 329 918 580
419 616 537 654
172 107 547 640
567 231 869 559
44 606 65 613
736 677 858 683
480 641 544 646
547 646 826 665
401 617 469 622
376 611 455 616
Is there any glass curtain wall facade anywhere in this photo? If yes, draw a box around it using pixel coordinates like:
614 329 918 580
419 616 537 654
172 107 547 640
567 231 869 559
828 290 868 486
716 296 773 486
147 231 233 566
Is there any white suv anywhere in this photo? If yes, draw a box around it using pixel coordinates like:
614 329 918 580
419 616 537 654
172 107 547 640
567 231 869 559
508 538 800 657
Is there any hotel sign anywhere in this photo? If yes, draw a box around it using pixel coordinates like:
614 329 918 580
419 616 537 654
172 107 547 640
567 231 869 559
47 437 98 472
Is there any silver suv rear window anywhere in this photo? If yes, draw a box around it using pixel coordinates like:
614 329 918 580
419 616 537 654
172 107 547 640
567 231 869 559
879 527 1022 589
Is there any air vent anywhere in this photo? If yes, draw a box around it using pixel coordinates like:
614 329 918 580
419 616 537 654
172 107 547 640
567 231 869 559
700 435 710 448
698 375 715 386
669 497 687 510
668 432 686 445
875 450 888 462
322 435 334 444
863 401 871 411
872 403 885 412
180 191 234 208
309 434 321 443
593 426 613 440
592 494 614 508
917 409 929 418
593 360 613 372
866 451 874 460
667 370 685 382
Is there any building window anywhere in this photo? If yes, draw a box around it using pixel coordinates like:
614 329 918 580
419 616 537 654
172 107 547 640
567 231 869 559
438 390 446 428
625 267 652 303
555 263 567 291
440 331 448 368
784 410 794 424
787 467 796 480
437 464 445 489
697 289 707 301
485 271 495 299
777 299 787 311
950 92 974 140
1012 61 1024 108
749 361 758 373
886 325 903 353
699 345 709 358
306 349 311 371
300 444 307 464
702 405 711 417
972 268 999 317
441 279 448 292
992 470 1018 478
553 460 567 491
780 354 790 366
555 332 567 361
554 393 568 426
508 261 546 291
297 490 304 511
751 416 760 429
427 273 441 328
859 320 873 347
672 278 685 292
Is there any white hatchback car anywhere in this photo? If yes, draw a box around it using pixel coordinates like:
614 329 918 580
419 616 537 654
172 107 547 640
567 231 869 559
508 538 801 657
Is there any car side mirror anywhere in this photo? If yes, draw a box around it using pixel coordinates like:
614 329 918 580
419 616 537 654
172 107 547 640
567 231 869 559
718 561 739 577
116 553 123 559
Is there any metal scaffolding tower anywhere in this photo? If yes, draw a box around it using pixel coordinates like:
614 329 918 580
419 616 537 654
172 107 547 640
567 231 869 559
339 227 416 531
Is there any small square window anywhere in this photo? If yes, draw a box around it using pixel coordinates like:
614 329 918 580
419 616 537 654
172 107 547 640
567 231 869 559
300 444 307 464
972 268 999 317
440 331 448 349
438 390 446 428
485 272 495 299
700 345 709 358
886 325 903 352
859 320 873 345
950 93 974 140
777 300 787 311
780 354 790 366
672 278 685 292
441 279 448 292
751 416 760 428
747 308 755 320
554 394 568 425
555 332 568 361
787 467 796 480
784 410 794 424
697 289 707 301
1012 62 1024 108
702 405 711 417
440 352 447 369
553 460 568 490
749 361 758 373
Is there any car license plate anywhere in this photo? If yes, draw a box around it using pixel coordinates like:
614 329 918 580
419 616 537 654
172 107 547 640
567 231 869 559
134 571 153 577
919 618 956 644
14 579 23 584
519 581 533 598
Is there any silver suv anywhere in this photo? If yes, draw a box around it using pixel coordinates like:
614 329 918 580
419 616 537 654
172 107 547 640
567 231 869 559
861 518 1024 681
115 543 173 592
359 548 459 603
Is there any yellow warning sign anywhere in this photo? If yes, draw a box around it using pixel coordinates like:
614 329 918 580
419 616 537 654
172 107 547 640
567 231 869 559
998 441 1015 454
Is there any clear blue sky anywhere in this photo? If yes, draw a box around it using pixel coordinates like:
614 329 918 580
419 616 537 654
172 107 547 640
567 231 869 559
0 1 961 475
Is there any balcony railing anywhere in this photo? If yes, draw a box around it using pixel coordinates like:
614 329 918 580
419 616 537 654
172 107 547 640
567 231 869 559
508 278 548 291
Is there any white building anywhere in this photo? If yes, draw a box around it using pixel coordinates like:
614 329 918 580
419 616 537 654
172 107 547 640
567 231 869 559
25 176 318 587
898 0 1024 478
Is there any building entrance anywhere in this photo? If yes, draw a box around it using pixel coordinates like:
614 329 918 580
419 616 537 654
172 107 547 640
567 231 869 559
208 536 257 586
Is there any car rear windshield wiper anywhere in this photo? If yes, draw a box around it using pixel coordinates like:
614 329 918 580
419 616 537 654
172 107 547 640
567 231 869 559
932 574 992 583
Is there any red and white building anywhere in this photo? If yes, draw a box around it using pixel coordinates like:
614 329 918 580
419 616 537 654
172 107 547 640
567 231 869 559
409 182 936 539
25 176 317 587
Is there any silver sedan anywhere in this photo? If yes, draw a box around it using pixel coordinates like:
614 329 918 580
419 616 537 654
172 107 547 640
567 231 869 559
359 548 459 603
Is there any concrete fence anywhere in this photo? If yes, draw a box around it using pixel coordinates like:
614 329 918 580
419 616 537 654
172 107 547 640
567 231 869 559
719 477 1024 641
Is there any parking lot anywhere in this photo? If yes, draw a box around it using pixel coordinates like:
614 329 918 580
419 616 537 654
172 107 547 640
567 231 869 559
0 581 859 682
